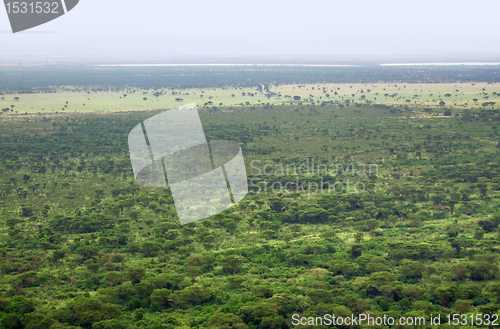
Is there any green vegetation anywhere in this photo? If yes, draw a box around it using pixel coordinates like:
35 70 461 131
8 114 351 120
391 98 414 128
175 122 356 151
1 66 500 328
1 65 500 94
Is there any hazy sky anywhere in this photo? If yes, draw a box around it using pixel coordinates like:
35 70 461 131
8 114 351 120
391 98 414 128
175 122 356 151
1 0 500 57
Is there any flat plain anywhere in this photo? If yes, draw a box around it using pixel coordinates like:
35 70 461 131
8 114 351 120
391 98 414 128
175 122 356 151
1 82 498 115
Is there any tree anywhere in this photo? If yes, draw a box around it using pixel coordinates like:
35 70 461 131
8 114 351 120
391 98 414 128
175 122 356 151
400 260 425 279
330 252 358 278
434 285 456 307
127 267 146 283
206 313 248 329
239 302 283 328
350 244 362 258
92 319 131 329
221 218 237 234
140 241 160 257
474 260 497 281
401 284 425 301
282 233 293 243
22 313 57 329
260 315 285 329
221 255 245 274
73 299 120 327
446 192 461 214
1 314 22 329
370 272 393 288
477 183 488 197
151 288 171 308
478 303 500 316
354 232 364 243
449 237 469 255
451 263 470 281
474 228 485 239
250 285 273 298
409 214 422 227
486 282 500 302
52 250 65 262
379 285 394 300
185 266 202 278
104 272 125 287
365 219 379 231
447 225 461 238
321 229 336 241
126 297 141 311
478 216 500 233
168 284 213 306
83 261 99 275
454 300 472 314
184 253 212 268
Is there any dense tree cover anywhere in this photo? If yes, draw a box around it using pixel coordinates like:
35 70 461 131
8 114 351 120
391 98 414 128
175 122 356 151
0 94 500 328
1 66 500 94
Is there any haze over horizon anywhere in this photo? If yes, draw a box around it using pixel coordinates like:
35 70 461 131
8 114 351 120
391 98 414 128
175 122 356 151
1 0 500 59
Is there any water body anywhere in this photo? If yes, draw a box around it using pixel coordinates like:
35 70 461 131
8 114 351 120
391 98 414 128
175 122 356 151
98 64 360 67
381 63 500 66
99 63 500 67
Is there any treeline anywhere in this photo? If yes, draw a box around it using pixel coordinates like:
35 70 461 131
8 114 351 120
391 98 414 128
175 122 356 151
2 66 500 94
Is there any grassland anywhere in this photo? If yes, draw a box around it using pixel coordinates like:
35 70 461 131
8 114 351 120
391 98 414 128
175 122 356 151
1 82 499 115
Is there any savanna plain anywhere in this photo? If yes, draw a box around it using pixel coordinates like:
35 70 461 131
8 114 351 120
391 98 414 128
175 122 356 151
0 65 499 329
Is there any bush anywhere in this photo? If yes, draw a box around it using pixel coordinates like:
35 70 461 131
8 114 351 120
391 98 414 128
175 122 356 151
93 319 132 329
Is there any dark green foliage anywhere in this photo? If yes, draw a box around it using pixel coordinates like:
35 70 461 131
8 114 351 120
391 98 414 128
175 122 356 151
92 319 131 329
478 215 500 232
73 298 121 327
2 66 500 94
1 78 500 328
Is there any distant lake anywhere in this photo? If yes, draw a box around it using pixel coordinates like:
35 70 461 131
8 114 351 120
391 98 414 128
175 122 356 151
98 62 500 67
